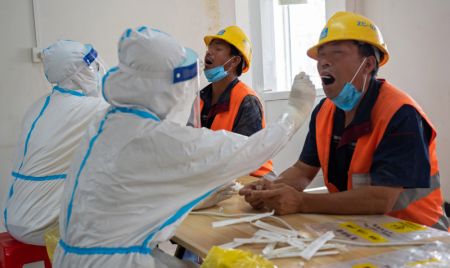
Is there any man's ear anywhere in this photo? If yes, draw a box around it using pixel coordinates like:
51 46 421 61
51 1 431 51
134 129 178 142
365 55 377 75
231 55 242 68
228 56 242 76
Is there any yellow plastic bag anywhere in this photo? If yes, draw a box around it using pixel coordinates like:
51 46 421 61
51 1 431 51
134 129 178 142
201 246 275 268
44 223 60 261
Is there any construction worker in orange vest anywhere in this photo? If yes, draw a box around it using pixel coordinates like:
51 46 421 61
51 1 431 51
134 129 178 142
240 11 449 231
196 25 275 179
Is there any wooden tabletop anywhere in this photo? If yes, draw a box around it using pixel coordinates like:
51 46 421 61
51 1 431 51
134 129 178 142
173 179 450 267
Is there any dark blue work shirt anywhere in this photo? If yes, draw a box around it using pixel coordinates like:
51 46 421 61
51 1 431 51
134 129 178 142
200 78 264 136
300 79 432 191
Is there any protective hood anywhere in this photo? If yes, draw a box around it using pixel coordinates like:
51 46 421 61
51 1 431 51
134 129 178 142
102 26 198 121
42 40 105 97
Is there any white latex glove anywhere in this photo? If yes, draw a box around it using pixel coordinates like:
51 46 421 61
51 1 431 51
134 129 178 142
278 72 316 135
193 183 235 210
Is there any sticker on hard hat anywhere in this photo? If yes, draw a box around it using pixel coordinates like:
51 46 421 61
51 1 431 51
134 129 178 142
319 28 328 40
357 21 376 31
217 29 226 35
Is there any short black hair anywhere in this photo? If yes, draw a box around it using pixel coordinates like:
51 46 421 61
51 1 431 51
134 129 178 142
353 41 382 77
229 45 244 77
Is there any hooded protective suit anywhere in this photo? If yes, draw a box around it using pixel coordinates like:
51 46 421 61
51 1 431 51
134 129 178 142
53 27 315 267
3 40 108 245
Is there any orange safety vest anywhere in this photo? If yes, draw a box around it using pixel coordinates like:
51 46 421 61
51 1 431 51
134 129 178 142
316 80 449 231
200 81 273 177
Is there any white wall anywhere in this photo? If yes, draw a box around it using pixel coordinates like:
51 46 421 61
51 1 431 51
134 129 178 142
0 0 236 232
357 0 450 200
0 0 47 233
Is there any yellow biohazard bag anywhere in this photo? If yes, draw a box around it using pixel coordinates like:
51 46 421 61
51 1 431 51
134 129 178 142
200 246 275 268
44 223 60 261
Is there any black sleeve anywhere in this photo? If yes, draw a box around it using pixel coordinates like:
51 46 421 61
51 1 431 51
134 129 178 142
232 95 263 136
299 99 326 167
370 105 432 188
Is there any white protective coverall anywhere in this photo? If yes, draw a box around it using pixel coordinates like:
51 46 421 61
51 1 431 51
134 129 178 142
53 26 315 268
3 40 108 245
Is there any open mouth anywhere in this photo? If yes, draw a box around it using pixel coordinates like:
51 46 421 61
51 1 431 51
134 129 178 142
321 75 335 85
204 58 213 68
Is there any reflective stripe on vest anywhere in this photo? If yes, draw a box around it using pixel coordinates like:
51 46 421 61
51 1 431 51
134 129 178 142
388 174 449 231
316 80 448 231
199 81 273 176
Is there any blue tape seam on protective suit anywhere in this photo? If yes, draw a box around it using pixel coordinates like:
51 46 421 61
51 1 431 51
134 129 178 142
65 106 160 231
4 87 87 229
4 94 52 229
113 106 160 120
11 171 66 181
53 86 86 97
22 96 52 162
60 186 216 256
61 106 217 256
101 66 119 103
137 26 148 32
59 240 152 255
140 187 216 247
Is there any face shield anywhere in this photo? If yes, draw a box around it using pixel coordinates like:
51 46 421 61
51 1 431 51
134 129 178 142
192 60 202 128
70 45 108 97
77 50 109 97
185 59 204 128
165 47 201 126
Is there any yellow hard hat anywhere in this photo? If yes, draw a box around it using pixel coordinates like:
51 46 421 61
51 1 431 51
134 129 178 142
307 11 389 66
204 25 252 73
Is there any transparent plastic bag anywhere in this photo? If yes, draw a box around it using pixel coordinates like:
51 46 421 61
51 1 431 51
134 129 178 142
44 223 60 261
201 246 276 268
305 216 449 244
325 242 450 268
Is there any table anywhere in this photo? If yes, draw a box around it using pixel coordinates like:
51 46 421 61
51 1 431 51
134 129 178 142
173 180 450 267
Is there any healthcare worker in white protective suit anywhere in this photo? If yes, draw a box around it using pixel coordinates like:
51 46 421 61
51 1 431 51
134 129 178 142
53 26 315 268
3 40 108 245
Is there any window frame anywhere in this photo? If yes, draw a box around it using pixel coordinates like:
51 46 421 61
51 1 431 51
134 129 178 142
235 0 348 98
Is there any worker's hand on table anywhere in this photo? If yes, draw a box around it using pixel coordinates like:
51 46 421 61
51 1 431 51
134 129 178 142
239 179 274 209
193 183 235 210
245 183 303 215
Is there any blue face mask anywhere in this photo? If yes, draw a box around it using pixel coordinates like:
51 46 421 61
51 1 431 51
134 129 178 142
332 57 368 111
204 57 234 83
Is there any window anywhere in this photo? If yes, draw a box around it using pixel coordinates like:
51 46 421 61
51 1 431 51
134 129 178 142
272 0 326 91
237 0 327 93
